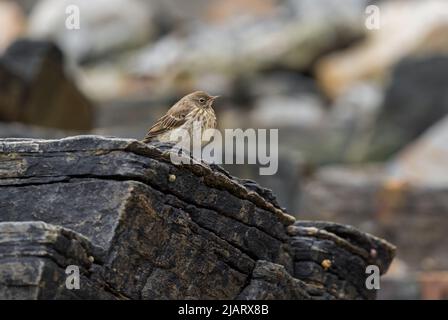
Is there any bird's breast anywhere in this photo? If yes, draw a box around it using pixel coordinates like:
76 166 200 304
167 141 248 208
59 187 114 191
188 107 216 130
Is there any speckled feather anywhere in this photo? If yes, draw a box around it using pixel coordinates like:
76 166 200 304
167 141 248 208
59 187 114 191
142 91 217 143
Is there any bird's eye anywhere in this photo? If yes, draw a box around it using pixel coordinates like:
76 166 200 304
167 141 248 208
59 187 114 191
199 98 206 103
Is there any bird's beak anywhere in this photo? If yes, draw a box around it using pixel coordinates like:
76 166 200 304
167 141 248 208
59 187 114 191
211 95 220 101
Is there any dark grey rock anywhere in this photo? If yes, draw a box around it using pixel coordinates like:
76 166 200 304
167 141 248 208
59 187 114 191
288 221 395 300
0 135 394 299
2 40 63 82
0 221 118 300
237 260 315 300
367 56 448 160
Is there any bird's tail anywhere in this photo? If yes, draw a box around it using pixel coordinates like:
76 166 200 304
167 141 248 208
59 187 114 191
141 137 152 144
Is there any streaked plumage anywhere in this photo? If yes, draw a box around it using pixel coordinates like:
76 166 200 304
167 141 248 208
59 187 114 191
142 91 218 144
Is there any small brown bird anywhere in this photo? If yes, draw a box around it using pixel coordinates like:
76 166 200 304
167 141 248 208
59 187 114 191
142 91 218 144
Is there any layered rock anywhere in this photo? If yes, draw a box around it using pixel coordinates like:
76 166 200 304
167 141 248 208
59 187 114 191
0 136 395 299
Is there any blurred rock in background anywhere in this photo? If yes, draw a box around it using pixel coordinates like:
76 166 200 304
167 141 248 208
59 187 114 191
27 0 156 63
124 0 367 99
366 56 448 161
0 1 26 53
298 163 448 299
0 39 94 131
316 0 448 99
0 122 71 139
389 114 448 187
1 0 448 299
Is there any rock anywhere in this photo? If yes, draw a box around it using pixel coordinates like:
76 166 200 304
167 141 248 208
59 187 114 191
0 61 23 122
77 0 367 99
0 221 118 299
206 0 276 24
388 114 448 187
250 94 325 128
380 269 448 300
298 165 390 229
10 0 38 15
419 272 448 300
246 79 383 168
248 72 320 99
0 122 73 139
147 0 217 27
299 164 448 273
288 221 395 299
0 135 394 299
0 39 94 131
367 56 448 161
237 260 313 300
378 274 421 300
223 150 303 213
316 0 448 98
28 0 155 63
328 82 384 162
287 0 370 21
0 1 26 54
128 0 366 81
93 95 174 139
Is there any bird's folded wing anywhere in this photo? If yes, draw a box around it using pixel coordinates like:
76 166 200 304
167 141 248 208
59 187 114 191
142 102 190 142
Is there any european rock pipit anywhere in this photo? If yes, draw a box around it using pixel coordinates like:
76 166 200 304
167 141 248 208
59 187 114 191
142 91 218 145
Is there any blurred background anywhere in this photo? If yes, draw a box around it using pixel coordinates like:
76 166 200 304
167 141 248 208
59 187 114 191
1 0 448 299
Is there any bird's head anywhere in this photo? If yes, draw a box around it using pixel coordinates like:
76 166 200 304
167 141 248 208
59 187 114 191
186 91 219 109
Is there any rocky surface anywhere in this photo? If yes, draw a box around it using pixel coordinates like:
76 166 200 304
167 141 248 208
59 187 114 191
288 221 394 300
0 136 395 299
0 221 117 299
